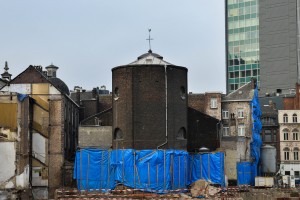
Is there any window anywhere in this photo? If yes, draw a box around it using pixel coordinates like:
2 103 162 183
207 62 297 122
177 127 187 140
222 110 229 119
210 98 217 109
114 128 123 140
295 171 300 178
237 109 244 118
294 148 299 160
293 114 298 123
293 130 299 140
238 124 245 136
284 147 290 160
114 87 119 100
223 127 229 136
261 117 275 125
180 86 186 100
283 114 288 123
284 132 289 141
273 130 277 142
285 171 290 175
264 130 272 142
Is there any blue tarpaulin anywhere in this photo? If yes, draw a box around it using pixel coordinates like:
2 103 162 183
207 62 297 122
73 149 225 192
249 84 262 185
236 85 262 186
237 162 252 185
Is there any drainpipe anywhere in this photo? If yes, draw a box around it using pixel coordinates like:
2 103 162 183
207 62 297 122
157 65 168 149
216 120 221 148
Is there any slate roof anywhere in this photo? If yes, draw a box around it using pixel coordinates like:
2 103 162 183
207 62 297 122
128 50 173 66
49 77 70 95
259 96 284 110
222 81 254 102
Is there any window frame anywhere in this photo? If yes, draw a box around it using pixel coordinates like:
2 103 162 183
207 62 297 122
210 98 218 109
223 126 229 136
284 148 290 160
237 108 244 118
222 110 229 119
293 113 298 123
293 131 299 141
284 132 289 141
238 123 245 136
283 114 288 123
294 148 299 161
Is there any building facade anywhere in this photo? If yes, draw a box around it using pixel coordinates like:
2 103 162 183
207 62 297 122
259 0 300 95
278 110 300 181
221 80 256 183
112 50 188 150
226 0 300 95
1 65 79 199
225 0 260 93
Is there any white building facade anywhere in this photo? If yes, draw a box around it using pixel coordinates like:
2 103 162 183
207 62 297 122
279 110 300 180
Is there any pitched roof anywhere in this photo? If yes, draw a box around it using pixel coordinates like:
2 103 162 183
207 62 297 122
222 81 254 102
128 50 173 65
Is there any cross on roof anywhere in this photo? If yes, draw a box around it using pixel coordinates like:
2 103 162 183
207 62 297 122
146 28 153 51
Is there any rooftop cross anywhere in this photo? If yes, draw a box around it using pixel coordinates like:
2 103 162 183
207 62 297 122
146 28 153 51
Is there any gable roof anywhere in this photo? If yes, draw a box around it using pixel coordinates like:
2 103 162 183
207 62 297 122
10 65 70 95
222 81 255 102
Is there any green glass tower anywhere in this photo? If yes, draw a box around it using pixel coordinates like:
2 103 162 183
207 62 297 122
225 0 259 94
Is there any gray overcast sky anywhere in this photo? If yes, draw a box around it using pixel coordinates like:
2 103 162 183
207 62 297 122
0 0 225 93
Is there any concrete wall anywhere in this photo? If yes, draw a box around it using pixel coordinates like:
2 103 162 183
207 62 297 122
260 0 299 95
0 142 16 189
78 126 112 148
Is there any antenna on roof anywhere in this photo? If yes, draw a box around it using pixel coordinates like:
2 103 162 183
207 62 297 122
146 28 153 51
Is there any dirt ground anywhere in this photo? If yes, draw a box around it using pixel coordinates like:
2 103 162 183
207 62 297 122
54 187 300 200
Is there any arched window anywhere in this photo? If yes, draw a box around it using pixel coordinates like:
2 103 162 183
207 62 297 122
293 114 298 123
283 128 289 141
114 128 123 140
293 129 299 140
177 127 187 140
180 86 186 100
284 147 290 160
283 114 288 123
114 87 119 100
294 147 299 160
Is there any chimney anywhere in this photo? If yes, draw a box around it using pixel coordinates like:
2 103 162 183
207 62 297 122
251 78 257 89
45 63 58 78
268 100 276 109
1 61 12 81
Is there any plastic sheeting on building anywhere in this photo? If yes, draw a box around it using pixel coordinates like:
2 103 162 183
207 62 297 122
73 149 225 192
250 85 262 185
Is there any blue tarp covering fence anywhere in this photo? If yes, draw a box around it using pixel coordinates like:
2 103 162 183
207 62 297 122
237 162 252 185
74 149 225 192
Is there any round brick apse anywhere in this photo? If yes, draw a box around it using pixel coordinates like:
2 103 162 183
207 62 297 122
111 53 188 150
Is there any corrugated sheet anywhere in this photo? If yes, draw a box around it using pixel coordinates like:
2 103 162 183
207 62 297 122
0 103 17 130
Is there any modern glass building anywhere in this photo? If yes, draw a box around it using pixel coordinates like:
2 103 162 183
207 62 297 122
225 0 260 94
